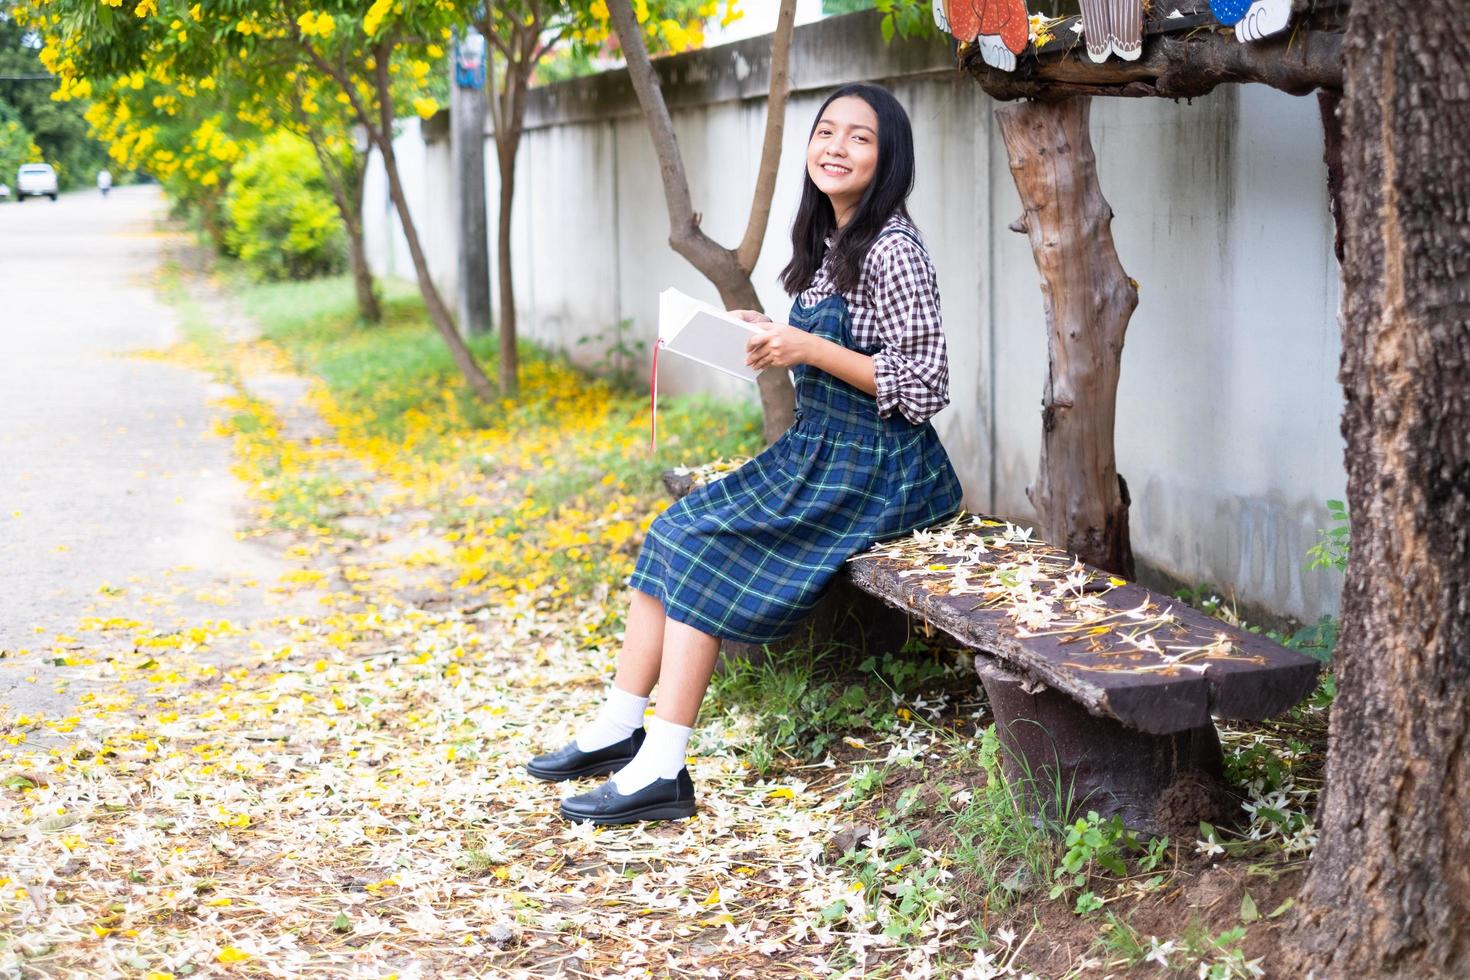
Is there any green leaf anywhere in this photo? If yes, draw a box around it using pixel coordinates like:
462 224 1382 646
333 911 352 932
1240 891 1259 923
1267 897 1296 919
896 5 918 37
880 14 895 44
1074 891 1104 915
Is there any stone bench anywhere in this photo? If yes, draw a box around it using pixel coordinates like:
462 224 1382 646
664 466 1321 835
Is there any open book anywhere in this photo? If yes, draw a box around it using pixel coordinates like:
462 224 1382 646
650 288 764 452
657 287 763 383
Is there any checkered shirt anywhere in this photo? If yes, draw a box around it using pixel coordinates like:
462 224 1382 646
797 213 950 425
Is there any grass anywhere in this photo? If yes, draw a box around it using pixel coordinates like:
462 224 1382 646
704 632 969 776
230 272 763 502
946 725 1061 919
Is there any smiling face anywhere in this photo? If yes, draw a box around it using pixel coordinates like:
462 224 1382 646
806 95 880 226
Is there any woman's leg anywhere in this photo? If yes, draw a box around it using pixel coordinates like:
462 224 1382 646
650 617 721 727
566 590 664 752
612 588 667 697
609 617 720 793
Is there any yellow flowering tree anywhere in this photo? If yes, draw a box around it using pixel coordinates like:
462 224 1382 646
28 0 493 399
77 66 248 241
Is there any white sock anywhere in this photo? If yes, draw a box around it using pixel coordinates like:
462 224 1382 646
574 684 649 752
612 715 693 794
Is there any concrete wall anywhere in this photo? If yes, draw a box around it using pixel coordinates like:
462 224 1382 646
363 11 1346 624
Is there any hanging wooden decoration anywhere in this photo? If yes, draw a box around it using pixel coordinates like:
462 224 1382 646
1079 0 1143 63
1210 0 1292 42
934 0 1031 72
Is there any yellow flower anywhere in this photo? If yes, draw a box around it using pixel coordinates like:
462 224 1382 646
364 0 394 36
412 96 438 119
297 10 335 38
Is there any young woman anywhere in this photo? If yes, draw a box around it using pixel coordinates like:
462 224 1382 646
527 83 964 825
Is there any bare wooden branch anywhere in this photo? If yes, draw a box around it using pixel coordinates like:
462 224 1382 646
605 0 797 443
968 9 1345 101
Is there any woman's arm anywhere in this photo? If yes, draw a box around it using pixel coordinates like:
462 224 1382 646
740 321 877 396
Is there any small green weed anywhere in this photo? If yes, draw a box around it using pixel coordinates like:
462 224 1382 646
1180 922 1266 979
835 824 952 941
1048 810 1160 915
575 318 648 392
1305 498 1350 573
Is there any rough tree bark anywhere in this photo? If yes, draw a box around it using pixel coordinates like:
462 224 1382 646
995 98 1136 577
606 0 798 445
1286 1 1470 974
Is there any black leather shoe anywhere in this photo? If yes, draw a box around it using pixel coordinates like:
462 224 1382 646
559 769 697 825
525 727 646 782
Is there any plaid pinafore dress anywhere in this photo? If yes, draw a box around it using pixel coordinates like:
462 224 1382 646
628 230 964 644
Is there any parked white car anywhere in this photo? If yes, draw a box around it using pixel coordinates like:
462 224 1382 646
15 163 59 202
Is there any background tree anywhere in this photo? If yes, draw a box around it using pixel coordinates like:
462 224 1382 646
0 113 44 183
235 61 385 321
606 0 798 443
1287 0 1470 974
473 0 736 396
28 0 492 397
0 13 111 189
79 69 247 241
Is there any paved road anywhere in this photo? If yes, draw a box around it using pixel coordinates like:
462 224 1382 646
0 186 288 720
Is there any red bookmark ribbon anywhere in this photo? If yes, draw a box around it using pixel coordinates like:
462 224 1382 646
649 339 662 455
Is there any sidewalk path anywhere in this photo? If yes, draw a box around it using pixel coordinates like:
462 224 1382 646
0 186 292 726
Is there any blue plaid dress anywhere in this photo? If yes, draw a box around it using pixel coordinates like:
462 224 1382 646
628 242 964 644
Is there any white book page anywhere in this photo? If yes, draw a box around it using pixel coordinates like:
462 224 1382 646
657 287 761 383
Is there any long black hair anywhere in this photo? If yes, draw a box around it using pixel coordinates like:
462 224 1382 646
779 83 916 297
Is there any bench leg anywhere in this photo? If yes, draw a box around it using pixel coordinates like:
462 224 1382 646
975 659 1225 838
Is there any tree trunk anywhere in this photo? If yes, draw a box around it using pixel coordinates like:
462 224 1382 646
606 0 797 445
996 98 1136 577
496 133 519 396
296 106 380 325
378 132 496 402
344 153 381 324
1286 2 1470 975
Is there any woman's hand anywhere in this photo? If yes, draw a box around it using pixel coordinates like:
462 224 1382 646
728 309 772 325
745 323 812 371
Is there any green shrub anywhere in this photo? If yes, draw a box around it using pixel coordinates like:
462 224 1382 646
224 132 344 281
0 117 44 186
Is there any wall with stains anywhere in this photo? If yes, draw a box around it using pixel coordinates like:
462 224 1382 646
364 11 1346 624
